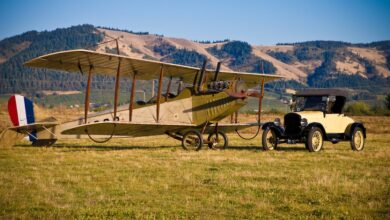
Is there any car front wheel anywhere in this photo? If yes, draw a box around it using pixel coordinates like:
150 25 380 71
350 127 365 151
306 127 324 152
262 127 278 150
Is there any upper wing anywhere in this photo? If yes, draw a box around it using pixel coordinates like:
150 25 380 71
25 49 283 86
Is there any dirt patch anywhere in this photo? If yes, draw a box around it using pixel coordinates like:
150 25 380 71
252 46 307 80
335 58 366 77
348 47 386 65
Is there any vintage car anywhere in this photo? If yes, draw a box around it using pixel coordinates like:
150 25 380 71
262 89 366 152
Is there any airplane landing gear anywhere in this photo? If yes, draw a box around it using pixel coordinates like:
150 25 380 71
207 131 228 150
181 130 203 151
178 129 228 151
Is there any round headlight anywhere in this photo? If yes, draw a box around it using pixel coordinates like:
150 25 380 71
300 118 308 127
274 118 281 126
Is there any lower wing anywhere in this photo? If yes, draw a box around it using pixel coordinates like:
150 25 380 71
61 122 196 137
61 122 261 137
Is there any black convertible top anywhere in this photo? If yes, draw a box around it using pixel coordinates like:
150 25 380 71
295 88 349 98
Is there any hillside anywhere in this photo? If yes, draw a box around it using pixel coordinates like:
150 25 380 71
0 24 389 101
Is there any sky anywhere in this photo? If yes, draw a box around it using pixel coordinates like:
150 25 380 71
0 0 389 45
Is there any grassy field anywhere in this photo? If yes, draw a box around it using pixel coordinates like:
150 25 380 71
0 115 389 219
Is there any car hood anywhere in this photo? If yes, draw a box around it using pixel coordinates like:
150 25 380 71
292 111 328 124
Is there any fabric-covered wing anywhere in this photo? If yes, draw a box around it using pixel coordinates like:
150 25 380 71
25 49 283 86
61 122 196 137
61 122 261 138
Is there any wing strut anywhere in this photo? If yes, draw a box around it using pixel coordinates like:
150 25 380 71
258 78 265 123
156 65 164 122
129 72 137 121
197 60 207 92
84 65 93 124
113 58 122 120
165 76 173 102
213 62 222 81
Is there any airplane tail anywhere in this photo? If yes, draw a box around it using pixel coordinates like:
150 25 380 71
8 94 36 141
0 95 58 148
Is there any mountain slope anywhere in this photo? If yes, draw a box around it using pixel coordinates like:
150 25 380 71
0 25 389 98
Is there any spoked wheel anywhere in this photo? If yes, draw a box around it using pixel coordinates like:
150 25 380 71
262 127 278 150
351 127 365 151
207 131 228 150
182 130 203 151
306 127 323 152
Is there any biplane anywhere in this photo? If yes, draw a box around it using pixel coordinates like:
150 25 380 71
0 49 282 150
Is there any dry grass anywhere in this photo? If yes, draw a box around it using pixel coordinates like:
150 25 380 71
0 115 389 219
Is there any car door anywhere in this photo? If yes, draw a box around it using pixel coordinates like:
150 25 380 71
322 113 353 134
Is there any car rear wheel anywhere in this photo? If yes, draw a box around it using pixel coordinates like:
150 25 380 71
350 127 365 151
262 127 278 150
306 127 323 152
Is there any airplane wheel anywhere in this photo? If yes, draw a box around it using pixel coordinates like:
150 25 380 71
350 127 365 151
262 127 278 150
182 130 203 151
207 131 228 150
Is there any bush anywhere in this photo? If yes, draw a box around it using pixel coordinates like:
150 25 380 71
370 105 390 116
345 101 372 115
267 108 284 115
385 94 390 110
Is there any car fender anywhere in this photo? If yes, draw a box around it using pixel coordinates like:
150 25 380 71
303 123 327 139
345 122 366 139
262 122 284 137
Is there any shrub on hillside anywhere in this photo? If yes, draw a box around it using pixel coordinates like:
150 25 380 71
345 101 372 115
385 94 390 110
370 105 390 116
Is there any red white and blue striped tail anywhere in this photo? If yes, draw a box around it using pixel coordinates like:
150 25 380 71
8 95 36 141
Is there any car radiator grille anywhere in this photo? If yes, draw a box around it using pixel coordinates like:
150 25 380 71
284 113 302 136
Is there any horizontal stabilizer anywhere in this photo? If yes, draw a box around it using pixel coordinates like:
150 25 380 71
9 122 59 133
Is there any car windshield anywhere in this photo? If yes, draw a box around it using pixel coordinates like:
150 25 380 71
293 95 327 112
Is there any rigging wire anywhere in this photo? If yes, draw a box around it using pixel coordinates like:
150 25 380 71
84 123 116 143
235 125 261 140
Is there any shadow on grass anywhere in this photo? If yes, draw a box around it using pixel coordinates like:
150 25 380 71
225 145 307 152
14 144 307 152
275 146 308 152
15 144 178 151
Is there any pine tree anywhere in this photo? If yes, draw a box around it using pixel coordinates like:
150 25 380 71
385 94 390 110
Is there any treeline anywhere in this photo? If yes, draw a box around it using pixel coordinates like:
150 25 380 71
96 26 164 36
345 99 390 116
207 41 276 73
194 39 230 44
0 24 104 94
278 40 351 49
153 42 176 56
267 51 297 64
162 49 210 68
